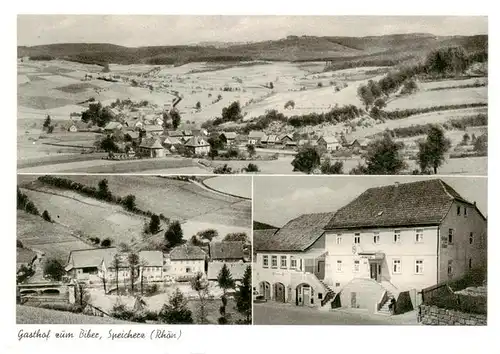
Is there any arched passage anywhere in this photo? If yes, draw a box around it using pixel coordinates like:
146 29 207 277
41 289 60 295
259 281 271 300
273 282 286 303
20 289 37 295
296 283 314 307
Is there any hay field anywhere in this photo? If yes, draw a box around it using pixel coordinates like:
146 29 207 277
17 211 91 259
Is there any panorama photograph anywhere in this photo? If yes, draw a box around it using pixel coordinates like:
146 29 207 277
17 15 487 175
16 175 252 324
252 176 487 325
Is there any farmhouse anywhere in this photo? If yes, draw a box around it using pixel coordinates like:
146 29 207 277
138 137 165 158
137 250 165 282
65 248 117 281
184 136 211 155
209 241 245 262
167 245 206 279
323 179 487 313
103 122 123 132
248 131 265 145
253 213 335 307
278 134 294 145
220 132 238 145
317 136 340 152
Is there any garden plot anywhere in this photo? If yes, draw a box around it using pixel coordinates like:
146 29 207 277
20 188 147 245
17 211 90 259
385 86 487 110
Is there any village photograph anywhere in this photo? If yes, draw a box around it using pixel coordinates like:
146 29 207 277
252 176 487 325
17 16 487 175
16 174 252 324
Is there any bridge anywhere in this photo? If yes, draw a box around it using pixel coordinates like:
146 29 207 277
17 282 75 304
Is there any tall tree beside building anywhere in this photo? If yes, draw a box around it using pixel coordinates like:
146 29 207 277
171 110 181 130
149 214 161 234
128 252 139 293
190 272 210 324
217 264 235 324
164 221 184 248
291 145 321 174
43 258 65 281
111 253 122 296
235 265 252 324
158 288 193 324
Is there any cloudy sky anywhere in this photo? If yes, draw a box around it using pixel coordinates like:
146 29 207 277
254 177 488 227
17 15 487 47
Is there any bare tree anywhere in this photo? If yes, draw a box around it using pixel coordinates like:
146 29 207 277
190 272 210 324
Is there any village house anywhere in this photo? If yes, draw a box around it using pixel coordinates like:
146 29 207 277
209 241 246 262
323 179 487 313
142 125 164 135
65 248 117 281
278 134 294 146
220 132 238 145
166 245 206 279
184 136 211 155
248 131 265 145
253 213 335 307
261 134 280 146
137 250 165 282
124 130 140 144
103 122 123 133
317 136 341 152
138 137 165 158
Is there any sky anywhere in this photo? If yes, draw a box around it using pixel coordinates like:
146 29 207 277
253 176 488 227
17 15 488 47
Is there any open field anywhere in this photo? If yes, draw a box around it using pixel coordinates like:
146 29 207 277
19 187 146 245
17 211 91 259
16 305 131 324
202 176 252 199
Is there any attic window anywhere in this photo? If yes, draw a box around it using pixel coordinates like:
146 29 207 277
377 211 384 216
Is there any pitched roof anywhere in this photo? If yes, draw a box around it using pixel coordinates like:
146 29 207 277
162 136 182 145
207 262 248 280
279 134 293 141
185 136 209 147
143 125 163 132
318 136 339 144
66 248 117 270
125 131 140 139
221 132 237 139
103 122 122 130
325 179 478 230
253 221 279 230
253 229 279 251
138 250 164 267
169 245 206 261
17 248 37 264
167 130 184 137
209 241 245 260
139 137 163 149
255 212 334 252
248 131 265 139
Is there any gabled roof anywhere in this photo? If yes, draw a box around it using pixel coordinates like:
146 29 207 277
169 245 206 261
209 241 245 260
185 136 209 147
318 136 339 144
163 136 182 145
103 122 123 130
143 125 163 132
207 262 248 280
167 130 184 137
66 248 117 271
253 221 279 230
248 131 265 139
125 131 140 139
325 179 482 230
221 132 237 139
279 134 294 141
138 250 164 267
255 212 334 252
262 134 279 143
253 229 279 251
139 137 163 149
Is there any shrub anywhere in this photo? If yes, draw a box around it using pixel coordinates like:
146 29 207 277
101 238 112 247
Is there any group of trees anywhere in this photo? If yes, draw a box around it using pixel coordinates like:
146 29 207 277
17 187 40 216
81 102 114 127
417 126 451 174
43 115 55 133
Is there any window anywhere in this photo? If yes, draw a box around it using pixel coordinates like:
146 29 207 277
469 258 473 269
318 293 323 300
469 232 474 245
262 255 269 268
335 282 341 287
271 255 278 268
393 259 402 274
448 229 454 244
280 255 287 268
290 257 297 269
415 260 424 274
336 260 343 272
457 206 461 216
373 232 380 244
447 260 453 275
336 234 342 244
415 229 424 243
464 207 468 217
353 260 360 273
394 230 401 243
354 233 361 244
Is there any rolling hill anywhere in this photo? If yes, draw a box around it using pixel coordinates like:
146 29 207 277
18 33 487 66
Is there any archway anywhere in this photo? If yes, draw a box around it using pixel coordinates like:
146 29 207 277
273 282 286 303
296 283 314 307
41 289 60 295
20 289 37 295
259 281 271 300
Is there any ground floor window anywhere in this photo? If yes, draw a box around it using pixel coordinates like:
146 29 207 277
415 260 424 274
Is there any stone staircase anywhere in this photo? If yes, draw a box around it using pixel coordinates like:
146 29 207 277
319 279 335 307
378 290 395 315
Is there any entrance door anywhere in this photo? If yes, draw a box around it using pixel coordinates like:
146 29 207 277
303 286 310 306
351 292 357 308
370 263 377 280
274 283 285 303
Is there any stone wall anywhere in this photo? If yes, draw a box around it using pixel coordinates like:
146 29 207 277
419 304 487 325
